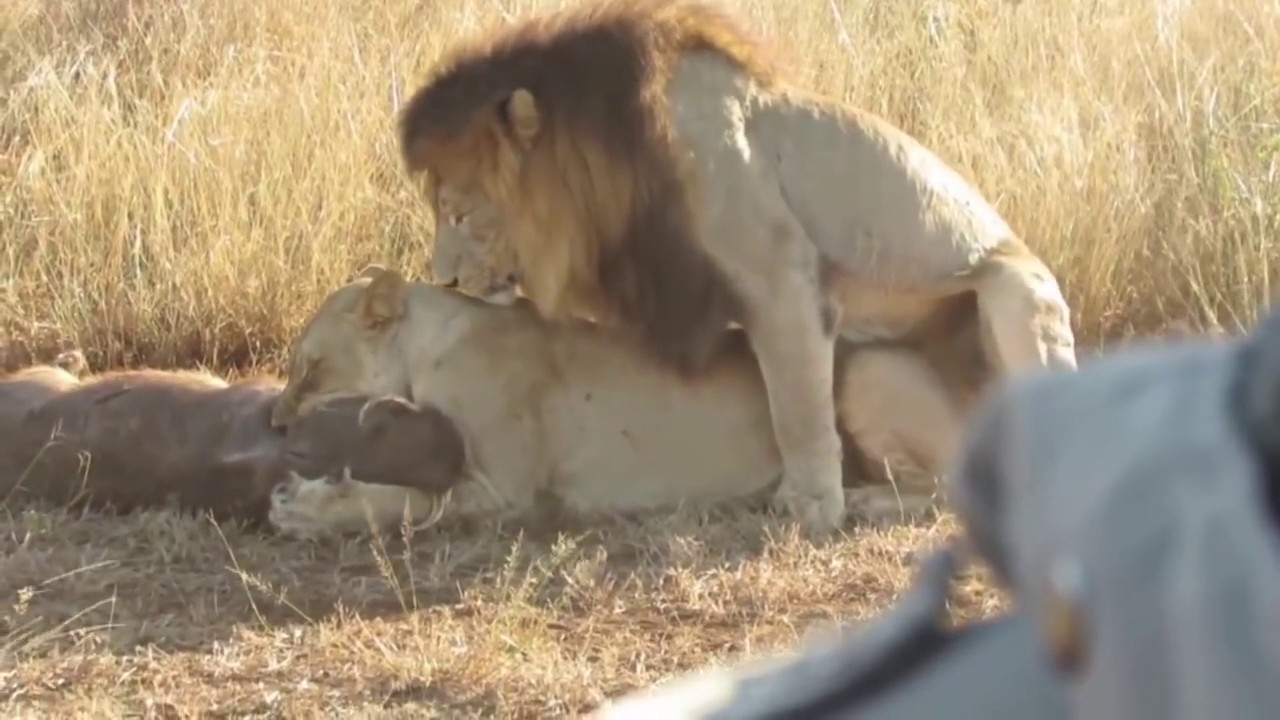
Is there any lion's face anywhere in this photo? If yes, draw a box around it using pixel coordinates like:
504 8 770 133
429 183 523 306
270 269 412 429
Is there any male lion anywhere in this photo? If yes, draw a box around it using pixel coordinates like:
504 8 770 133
397 0 1078 535
0 368 462 532
269 266 973 532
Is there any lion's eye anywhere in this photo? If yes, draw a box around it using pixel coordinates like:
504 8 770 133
450 213 468 228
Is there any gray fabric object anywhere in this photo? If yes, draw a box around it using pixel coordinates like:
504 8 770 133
827 611 1066 720
593 548 1068 720
948 335 1280 720
594 318 1280 719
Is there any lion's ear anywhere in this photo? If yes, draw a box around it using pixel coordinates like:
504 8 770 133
357 268 407 327
504 88 541 147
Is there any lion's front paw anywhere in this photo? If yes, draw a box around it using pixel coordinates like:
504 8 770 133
772 481 846 538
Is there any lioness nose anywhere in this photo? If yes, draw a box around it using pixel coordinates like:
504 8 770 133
442 278 459 289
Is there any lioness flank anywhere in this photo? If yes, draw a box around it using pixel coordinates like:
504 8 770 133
269 266 973 531
397 0 1078 536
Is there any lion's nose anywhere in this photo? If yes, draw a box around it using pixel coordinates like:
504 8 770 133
442 278 459 289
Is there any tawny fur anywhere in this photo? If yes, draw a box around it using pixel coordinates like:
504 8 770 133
268 267 975 538
398 0 1078 536
0 368 463 532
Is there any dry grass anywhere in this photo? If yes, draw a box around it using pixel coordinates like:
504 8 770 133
1 504 1002 717
1 0 1276 715
3 0 1278 370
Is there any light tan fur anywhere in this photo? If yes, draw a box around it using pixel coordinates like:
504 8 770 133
268 267 972 537
397 0 1078 537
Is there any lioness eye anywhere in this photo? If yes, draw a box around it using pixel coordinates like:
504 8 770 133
450 213 467 227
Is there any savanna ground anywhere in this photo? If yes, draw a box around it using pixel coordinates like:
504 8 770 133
1 0 1277 715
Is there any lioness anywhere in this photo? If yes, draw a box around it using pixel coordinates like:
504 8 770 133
1 368 461 532
268 266 972 532
397 0 1077 536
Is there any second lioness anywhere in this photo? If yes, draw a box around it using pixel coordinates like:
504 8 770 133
268 266 975 535
0 366 460 531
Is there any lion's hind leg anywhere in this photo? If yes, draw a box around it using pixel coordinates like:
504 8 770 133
973 251 1078 375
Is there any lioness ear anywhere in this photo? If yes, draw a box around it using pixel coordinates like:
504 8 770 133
357 268 407 327
504 88 541 147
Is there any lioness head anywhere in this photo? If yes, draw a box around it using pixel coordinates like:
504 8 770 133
271 265 414 428
282 393 466 495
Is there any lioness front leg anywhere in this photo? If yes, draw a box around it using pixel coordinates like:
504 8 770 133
748 295 846 538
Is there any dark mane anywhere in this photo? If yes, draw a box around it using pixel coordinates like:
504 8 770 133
398 0 779 161
398 0 783 374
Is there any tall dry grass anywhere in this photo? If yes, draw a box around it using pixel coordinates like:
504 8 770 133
3 0 1278 372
